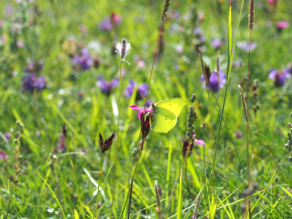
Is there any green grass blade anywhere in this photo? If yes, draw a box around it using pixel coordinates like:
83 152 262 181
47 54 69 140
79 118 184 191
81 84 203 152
35 172 65 218
177 170 183 219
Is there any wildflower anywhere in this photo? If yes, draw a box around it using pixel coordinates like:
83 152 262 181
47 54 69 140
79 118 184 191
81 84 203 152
192 134 205 146
277 21 289 32
129 105 154 119
237 42 257 51
269 68 291 87
54 134 66 153
99 17 113 30
21 74 46 92
96 75 119 95
0 151 8 160
234 131 243 139
198 12 204 23
267 0 280 8
25 60 44 74
233 59 243 68
4 132 11 141
200 70 226 93
124 79 149 101
137 60 145 68
110 13 122 26
175 43 183 53
99 133 116 153
211 38 223 49
117 67 126 77
116 38 131 64
72 47 93 71
17 41 24 48
193 27 206 43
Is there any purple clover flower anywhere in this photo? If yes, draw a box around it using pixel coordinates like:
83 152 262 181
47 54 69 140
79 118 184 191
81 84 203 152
96 75 119 95
0 150 8 160
200 70 226 93
211 38 223 49
72 47 93 71
124 79 149 101
22 74 46 92
238 42 257 51
269 68 291 87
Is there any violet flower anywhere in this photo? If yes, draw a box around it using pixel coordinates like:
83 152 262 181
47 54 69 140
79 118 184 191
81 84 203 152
21 74 46 92
193 27 206 43
72 47 93 71
0 150 8 160
269 68 291 87
99 18 113 30
96 75 119 95
200 70 226 93
129 105 154 119
124 79 149 101
238 42 257 51
99 13 121 31
211 38 223 49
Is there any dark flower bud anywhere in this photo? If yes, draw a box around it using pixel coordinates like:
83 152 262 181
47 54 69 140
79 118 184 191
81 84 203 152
16 169 21 174
187 122 192 128
289 157 292 162
14 163 18 169
190 94 196 103
9 176 14 181
16 121 20 127
14 177 19 184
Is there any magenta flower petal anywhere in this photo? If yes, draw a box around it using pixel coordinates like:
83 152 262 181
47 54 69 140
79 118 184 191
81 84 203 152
129 105 140 111
192 134 205 146
194 139 205 146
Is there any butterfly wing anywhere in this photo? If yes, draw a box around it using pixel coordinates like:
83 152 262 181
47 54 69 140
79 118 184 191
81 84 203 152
150 98 186 133
155 98 186 118
150 114 177 133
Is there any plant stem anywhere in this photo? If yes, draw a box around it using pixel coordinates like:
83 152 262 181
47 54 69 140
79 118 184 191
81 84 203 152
96 153 103 219
112 61 123 217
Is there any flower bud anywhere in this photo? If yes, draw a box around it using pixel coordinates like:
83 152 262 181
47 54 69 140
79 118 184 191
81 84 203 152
16 169 21 174
13 139 18 145
190 93 196 103
289 157 292 162
9 176 14 181
14 177 19 184
20 123 24 131
16 121 20 127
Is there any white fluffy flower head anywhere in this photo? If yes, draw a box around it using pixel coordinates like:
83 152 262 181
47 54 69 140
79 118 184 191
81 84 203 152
116 38 131 65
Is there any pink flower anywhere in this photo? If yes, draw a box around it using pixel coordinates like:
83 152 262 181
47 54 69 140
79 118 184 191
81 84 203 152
176 44 183 53
192 134 205 146
0 151 8 160
277 21 289 29
137 60 145 68
17 41 24 47
129 105 154 119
